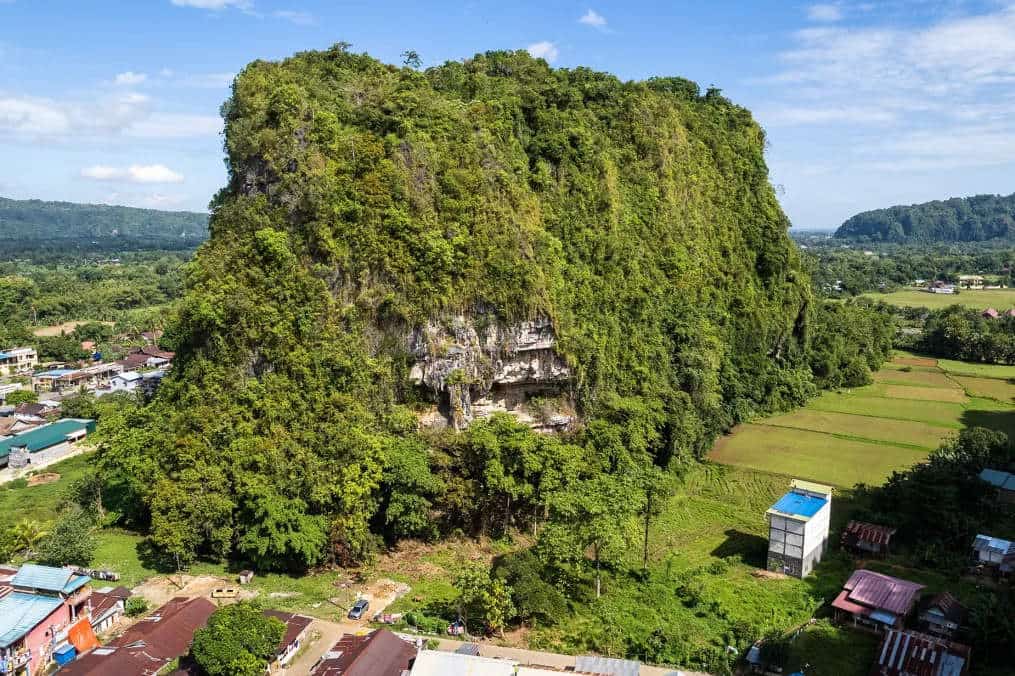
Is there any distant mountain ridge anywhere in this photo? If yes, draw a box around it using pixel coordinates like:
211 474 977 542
835 193 1015 243
0 196 208 248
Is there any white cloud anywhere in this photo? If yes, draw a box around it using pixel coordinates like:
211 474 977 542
114 71 147 86
526 41 559 63
0 91 220 141
273 10 315 25
760 105 895 126
579 9 607 28
0 97 71 135
806 4 842 22
125 113 222 138
170 0 249 9
81 164 185 184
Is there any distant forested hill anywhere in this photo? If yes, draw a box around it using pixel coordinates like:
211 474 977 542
0 197 208 251
835 193 1015 243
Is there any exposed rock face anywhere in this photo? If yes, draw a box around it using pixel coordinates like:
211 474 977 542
408 314 572 429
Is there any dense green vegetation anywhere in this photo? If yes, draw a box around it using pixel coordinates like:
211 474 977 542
191 602 285 676
0 196 207 251
835 193 1015 243
99 44 835 572
911 306 1015 365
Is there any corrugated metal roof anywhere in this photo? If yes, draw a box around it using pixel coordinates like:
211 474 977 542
972 534 1015 554
0 591 62 648
0 418 94 459
11 563 89 594
875 629 969 676
841 520 897 547
574 655 641 676
842 569 923 615
409 651 516 676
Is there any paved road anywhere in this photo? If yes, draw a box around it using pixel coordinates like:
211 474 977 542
290 617 709 676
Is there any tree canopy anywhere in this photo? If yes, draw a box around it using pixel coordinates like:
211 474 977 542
836 193 1015 243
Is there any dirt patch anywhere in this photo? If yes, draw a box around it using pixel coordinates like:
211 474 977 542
31 321 114 337
27 473 60 486
893 356 938 368
131 574 257 607
349 578 410 625
752 569 789 581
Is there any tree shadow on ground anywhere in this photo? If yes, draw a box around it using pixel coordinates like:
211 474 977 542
711 529 767 568
961 409 1015 440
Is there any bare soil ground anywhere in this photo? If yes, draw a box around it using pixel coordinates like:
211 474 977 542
893 356 938 368
31 321 114 337
26 472 60 486
131 574 257 607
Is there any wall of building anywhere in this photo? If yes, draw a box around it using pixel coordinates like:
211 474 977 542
22 603 70 676
802 502 831 576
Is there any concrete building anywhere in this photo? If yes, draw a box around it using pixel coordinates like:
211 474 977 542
0 348 38 377
107 371 141 393
0 419 95 469
766 479 833 578
0 565 94 676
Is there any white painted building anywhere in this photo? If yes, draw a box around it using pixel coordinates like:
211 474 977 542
0 347 38 377
108 371 142 392
766 480 833 578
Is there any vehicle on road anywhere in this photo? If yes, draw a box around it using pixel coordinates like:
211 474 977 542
348 598 369 620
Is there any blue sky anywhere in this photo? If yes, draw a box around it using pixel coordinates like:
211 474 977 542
1 0 1014 229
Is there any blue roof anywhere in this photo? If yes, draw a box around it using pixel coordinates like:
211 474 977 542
770 490 827 519
0 592 62 648
34 369 77 377
980 468 1015 491
869 609 897 625
11 564 90 594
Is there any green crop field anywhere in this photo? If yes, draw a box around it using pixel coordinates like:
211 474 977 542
864 288 1015 310
710 353 1015 487
938 359 1015 380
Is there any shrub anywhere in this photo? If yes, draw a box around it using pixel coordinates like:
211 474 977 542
125 596 149 617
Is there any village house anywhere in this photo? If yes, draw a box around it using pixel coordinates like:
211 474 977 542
841 521 897 558
0 419 94 470
58 596 215 676
0 414 46 438
86 587 131 635
13 402 59 420
832 569 924 631
979 469 1015 504
927 281 956 294
410 651 517 676
262 610 312 672
971 534 1014 576
31 370 78 393
114 346 174 372
310 629 417 676
0 564 94 676
957 274 984 289
107 371 142 394
870 629 970 676
0 348 38 378
766 480 833 578
52 364 122 394
918 592 967 639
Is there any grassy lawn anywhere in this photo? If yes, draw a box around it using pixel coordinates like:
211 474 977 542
937 359 1015 380
864 288 1015 310
783 620 880 676
0 453 93 526
528 465 851 666
872 369 958 388
808 391 966 427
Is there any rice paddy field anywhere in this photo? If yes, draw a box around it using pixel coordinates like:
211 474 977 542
863 287 1015 310
710 352 1015 487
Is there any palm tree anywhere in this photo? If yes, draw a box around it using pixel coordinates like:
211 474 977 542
11 519 49 557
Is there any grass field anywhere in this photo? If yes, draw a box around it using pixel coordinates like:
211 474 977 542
864 288 1015 310
710 352 1015 487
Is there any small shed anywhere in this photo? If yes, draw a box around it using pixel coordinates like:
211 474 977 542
972 534 1015 574
238 570 255 585
919 592 967 638
841 520 897 557
979 469 1015 504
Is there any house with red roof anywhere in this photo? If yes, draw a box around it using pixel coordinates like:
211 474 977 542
310 629 417 676
841 521 897 558
832 569 924 631
263 610 313 672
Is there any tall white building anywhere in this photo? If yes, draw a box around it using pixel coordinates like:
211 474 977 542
0 347 38 377
766 479 832 578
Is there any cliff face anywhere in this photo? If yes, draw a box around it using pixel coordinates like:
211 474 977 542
125 45 814 568
408 314 572 429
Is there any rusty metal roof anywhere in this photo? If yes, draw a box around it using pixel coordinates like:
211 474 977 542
310 629 416 676
873 629 969 676
842 520 897 547
263 610 312 654
843 569 924 615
